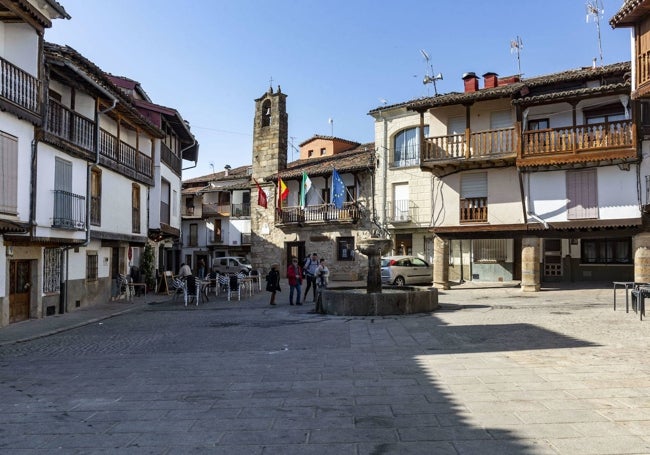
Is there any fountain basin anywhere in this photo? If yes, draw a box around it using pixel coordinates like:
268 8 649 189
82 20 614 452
321 286 438 316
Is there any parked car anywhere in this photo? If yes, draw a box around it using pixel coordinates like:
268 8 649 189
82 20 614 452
381 256 433 286
212 256 252 275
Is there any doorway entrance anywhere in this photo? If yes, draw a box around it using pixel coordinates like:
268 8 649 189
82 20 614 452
9 260 31 323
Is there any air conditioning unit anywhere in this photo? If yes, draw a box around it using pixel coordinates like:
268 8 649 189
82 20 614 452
75 221 85 229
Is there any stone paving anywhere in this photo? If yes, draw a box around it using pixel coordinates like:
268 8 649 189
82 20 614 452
0 282 650 454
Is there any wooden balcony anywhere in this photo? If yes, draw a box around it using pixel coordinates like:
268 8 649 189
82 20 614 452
460 197 487 223
44 99 95 156
202 203 230 217
277 202 360 225
518 120 636 168
99 128 153 185
421 127 517 176
0 56 40 124
161 142 182 175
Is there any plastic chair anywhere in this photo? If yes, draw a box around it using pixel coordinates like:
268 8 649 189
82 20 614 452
171 277 186 302
184 275 201 306
225 274 241 301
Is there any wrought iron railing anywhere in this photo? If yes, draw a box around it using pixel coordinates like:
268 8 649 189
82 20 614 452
387 199 414 223
231 203 251 217
52 190 86 229
278 202 359 224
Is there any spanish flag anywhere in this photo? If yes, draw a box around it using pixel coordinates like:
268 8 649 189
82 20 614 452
278 178 289 206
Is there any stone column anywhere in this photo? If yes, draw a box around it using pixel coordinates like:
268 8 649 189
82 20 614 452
433 236 449 290
521 237 540 292
634 233 650 283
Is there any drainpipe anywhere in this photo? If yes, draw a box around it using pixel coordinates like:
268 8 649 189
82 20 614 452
381 112 388 237
180 137 198 171
521 171 549 229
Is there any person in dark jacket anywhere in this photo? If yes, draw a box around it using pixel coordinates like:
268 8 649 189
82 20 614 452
265 264 281 306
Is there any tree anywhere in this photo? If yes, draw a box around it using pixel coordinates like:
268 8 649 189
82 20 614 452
140 243 156 291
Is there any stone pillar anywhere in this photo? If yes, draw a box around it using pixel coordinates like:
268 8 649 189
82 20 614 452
433 236 449 290
634 233 650 283
521 237 540 292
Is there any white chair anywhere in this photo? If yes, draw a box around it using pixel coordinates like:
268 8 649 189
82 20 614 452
220 274 241 301
171 277 186 302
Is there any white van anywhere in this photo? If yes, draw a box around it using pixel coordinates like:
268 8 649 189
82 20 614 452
212 256 252 275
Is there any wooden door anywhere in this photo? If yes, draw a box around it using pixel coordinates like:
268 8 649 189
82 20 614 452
9 260 31 323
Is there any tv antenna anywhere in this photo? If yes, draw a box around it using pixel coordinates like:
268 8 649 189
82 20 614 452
420 49 443 96
209 161 215 174
586 0 604 66
510 36 523 76
328 117 334 136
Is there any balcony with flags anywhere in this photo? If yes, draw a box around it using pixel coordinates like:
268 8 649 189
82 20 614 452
274 144 374 226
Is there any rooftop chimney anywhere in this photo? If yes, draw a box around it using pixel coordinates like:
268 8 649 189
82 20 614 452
497 75 521 86
462 72 479 93
482 72 498 89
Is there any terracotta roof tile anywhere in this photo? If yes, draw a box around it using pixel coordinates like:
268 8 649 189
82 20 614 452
278 143 375 181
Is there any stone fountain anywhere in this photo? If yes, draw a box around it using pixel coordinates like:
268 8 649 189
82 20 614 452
356 237 393 293
320 238 438 316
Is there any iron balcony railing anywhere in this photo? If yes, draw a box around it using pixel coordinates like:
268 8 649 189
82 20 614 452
0 56 40 115
387 199 415 223
278 202 360 224
231 203 251 217
52 190 86 230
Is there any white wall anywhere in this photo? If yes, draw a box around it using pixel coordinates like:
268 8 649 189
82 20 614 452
33 143 88 239
2 23 38 76
528 165 640 222
0 111 36 223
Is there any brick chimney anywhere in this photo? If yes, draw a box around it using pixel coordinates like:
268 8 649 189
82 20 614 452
462 72 479 92
483 72 498 89
498 75 521 86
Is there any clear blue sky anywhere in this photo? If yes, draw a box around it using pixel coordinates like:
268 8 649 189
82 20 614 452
46 0 631 180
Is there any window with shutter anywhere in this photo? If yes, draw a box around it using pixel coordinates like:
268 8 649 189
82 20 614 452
0 132 18 214
460 172 487 222
567 169 598 219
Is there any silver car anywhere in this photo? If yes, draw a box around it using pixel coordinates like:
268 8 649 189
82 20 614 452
381 256 433 286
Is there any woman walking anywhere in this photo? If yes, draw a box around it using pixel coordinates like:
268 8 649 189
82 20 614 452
265 264 281 306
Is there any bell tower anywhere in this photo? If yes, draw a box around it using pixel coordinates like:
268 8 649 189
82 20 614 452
251 86 288 272
252 85 288 182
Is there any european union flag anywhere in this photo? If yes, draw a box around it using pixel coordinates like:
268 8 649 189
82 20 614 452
331 168 345 209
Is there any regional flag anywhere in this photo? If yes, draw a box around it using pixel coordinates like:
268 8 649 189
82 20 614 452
253 178 267 209
300 172 312 208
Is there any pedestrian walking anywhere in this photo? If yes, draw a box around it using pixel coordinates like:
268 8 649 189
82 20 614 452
287 257 303 305
316 258 329 289
197 259 206 279
265 264 281 306
315 258 329 314
302 252 319 302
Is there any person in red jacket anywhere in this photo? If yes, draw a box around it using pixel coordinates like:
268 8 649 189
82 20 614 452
287 256 303 305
